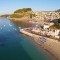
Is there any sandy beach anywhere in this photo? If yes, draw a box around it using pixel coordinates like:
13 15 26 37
20 28 60 60
33 35 60 60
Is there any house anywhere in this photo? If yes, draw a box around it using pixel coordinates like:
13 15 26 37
48 26 60 39
31 20 60 39
43 24 50 30
43 22 54 30
32 24 41 33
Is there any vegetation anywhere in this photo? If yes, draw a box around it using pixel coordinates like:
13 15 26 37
10 8 33 18
14 8 32 13
55 19 60 28
10 14 23 18
30 13 36 18
58 19 60 23
55 23 60 28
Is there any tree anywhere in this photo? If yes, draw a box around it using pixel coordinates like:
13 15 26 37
58 19 60 23
10 14 23 18
14 8 32 13
30 14 32 18
55 23 60 28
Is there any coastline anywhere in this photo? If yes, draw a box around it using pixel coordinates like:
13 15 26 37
34 37 59 60
9 18 30 21
20 28 60 60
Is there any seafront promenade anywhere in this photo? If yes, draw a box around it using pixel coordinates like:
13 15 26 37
20 28 60 60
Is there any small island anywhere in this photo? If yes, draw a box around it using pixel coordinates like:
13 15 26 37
0 14 10 18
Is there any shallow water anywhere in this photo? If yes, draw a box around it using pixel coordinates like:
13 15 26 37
0 18 54 60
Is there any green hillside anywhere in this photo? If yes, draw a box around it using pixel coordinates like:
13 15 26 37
10 8 34 18
14 8 32 13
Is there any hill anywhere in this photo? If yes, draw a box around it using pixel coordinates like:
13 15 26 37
10 8 35 19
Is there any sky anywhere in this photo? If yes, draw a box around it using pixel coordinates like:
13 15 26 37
0 0 60 15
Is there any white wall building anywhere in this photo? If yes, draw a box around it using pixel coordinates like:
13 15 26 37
48 26 60 39
43 24 50 30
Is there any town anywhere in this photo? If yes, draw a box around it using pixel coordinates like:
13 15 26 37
20 11 60 60
0 0 60 60
21 11 60 40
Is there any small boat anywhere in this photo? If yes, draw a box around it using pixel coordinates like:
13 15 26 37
4 25 6 27
9 24 12 26
19 27 21 29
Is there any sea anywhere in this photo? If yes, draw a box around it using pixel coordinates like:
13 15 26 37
0 18 54 60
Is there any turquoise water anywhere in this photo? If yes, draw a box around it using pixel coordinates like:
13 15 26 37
0 18 54 60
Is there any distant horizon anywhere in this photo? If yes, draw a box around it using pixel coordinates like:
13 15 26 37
0 0 60 15
0 8 60 15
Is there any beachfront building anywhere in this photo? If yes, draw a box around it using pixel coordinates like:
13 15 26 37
40 24 60 39
48 26 60 39
31 11 60 39
31 21 60 39
32 24 41 33
43 24 50 30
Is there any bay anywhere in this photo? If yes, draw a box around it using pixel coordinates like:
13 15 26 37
0 18 54 60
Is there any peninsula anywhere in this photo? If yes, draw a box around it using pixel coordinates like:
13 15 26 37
0 14 10 18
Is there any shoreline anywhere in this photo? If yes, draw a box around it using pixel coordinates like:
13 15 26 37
9 18 30 21
32 35 58 60
20 28 60 60
35 39 59 60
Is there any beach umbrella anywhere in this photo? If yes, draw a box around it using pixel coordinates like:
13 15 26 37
40 37 47 43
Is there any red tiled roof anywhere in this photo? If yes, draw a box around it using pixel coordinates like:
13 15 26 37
50 26 60 30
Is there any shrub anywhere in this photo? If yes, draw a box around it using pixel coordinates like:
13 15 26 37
10 14 23 18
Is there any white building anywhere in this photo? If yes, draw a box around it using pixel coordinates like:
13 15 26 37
43 22 54 30
43 24 50 30
48 26 60 39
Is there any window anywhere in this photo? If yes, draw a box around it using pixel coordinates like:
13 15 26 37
53 30 55 32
